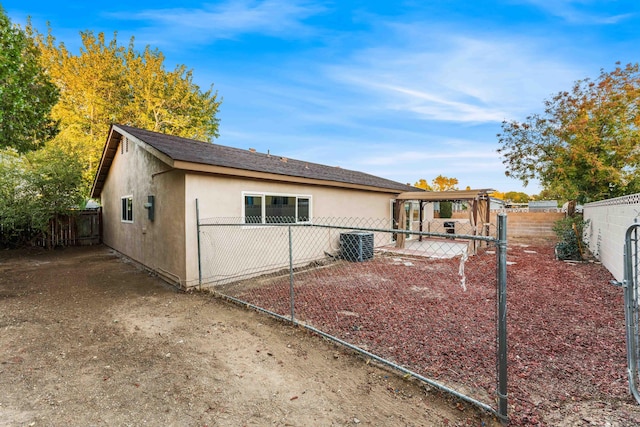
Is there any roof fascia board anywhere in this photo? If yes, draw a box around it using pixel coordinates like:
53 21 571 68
174 160 403 194
90 125 119 198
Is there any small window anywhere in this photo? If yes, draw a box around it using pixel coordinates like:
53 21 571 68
121 196 133 222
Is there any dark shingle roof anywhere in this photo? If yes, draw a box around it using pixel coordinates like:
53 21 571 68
116 124 417 192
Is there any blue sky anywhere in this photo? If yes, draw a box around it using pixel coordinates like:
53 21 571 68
4 1 640 194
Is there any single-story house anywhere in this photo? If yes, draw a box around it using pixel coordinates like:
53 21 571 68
91 124 423 288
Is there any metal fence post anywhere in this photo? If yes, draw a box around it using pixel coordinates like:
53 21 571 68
196 198 202 288
289 225 295 322
496 213 508 421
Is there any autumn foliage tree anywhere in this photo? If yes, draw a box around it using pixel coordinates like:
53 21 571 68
414 175 459 192
30 28 222 192
431 175 459 191
413 178 432 191
497 63 640 203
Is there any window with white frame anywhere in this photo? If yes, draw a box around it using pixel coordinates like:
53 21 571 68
121 196 133 222
243 193 311 224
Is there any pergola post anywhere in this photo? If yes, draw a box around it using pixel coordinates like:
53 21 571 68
419 201 424 242
395 202 406 249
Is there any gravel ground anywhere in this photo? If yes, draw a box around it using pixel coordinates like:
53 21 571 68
218 239 640 426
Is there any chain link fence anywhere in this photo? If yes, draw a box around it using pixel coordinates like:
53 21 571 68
196 213 508 421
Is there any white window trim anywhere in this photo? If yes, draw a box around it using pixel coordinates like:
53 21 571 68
242 191 312 225
121 195 134 223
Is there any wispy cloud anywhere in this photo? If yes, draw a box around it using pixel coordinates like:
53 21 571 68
520 0 636 24
349 81 507 123
108 0 325 42
325 25 581 123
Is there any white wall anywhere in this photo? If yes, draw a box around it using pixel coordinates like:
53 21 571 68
583 194 640 281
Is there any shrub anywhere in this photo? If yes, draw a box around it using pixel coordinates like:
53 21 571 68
439 201 452 219
0 144 84 247
553 216 589 261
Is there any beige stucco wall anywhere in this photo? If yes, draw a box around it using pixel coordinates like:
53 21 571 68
101 138 187 285
100 141 421 288
183 174 400 286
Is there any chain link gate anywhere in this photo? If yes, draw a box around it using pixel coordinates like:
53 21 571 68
618 222 640 404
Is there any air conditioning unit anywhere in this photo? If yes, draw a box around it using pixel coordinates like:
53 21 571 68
340 231 374 262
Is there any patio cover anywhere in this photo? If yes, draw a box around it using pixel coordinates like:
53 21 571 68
394 188 494 252
394 188 495 202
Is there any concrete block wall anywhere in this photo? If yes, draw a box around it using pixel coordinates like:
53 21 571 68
451 211 564 239
503 212 564 238
583 194 640 282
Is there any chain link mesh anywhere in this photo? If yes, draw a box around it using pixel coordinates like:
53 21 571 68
199 217 501 412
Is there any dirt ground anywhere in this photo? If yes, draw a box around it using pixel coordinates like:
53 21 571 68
0 246 498 427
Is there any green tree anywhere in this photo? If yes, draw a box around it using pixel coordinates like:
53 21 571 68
0 8 58 152
0 144 84 246
497 63 640 204
31 28 221 193
504 191 530 203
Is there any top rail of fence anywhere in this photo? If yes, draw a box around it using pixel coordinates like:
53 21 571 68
198 217 499 243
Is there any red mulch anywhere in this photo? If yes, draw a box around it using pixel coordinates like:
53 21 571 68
222 241 640 426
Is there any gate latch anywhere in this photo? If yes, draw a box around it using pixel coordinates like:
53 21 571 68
610 280 626 288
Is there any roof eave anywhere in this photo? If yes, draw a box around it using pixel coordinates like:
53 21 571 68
90 125 176 198
172 160 409 194
90 125 120 199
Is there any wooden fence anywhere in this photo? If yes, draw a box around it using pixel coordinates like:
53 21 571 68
0 209 102 249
